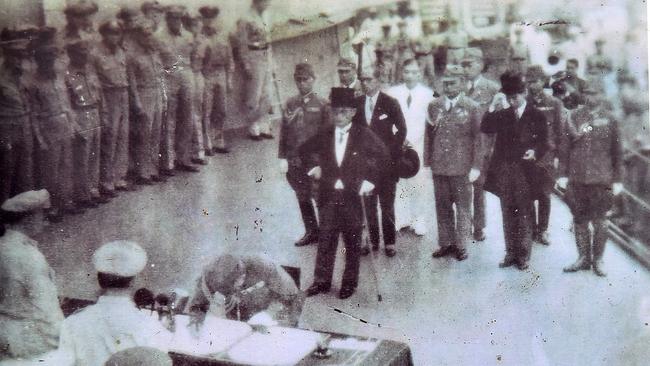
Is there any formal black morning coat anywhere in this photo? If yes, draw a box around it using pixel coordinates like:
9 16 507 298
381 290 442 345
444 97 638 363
480 104 550 199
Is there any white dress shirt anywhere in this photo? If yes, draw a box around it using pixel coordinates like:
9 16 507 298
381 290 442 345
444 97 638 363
444 95 460 111
334 124 352 167
516 101 527 120
58 295 173 366
365 92 379 125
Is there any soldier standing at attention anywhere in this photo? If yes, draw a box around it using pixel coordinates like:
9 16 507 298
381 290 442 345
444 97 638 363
558 81 623 277
461 48 500 242
235 0 275 141
61 1 99 46
278 63 329 247
336 57 364 98
525 65 565 245
0 29 35 204
184 13 209 166
141 1 165 33
159 5 200 173
94 21 132 192
65 40 104 210
27 28 80 222
199 5 233 154
125 22 166 186
426 65 482 261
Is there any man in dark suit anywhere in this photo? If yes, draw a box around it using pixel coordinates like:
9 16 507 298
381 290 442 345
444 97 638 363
301 88 389 299
354 68 406 257
480 71 550 270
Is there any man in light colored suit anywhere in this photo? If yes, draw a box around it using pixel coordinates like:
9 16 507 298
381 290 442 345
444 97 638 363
386 59 435 236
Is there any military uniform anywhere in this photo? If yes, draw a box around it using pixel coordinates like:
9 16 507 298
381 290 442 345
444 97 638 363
200 6 233 154
463 48 500 240
190 26 209 161
279 65 329 246
560 103 623 276
125 28 165 182
93 25 130 191
425 74 481 259
0 30 34 204
65 41 103 206
235 4 274 138
158 6 196 171
336 57 364 98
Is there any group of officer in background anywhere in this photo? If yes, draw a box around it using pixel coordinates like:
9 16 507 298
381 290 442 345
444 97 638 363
0 0 267 223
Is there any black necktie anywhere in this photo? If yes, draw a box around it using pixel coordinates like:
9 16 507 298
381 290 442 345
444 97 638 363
407 93 412 108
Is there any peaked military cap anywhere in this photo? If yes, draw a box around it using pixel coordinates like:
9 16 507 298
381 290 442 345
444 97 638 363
441 64 464 80
337 56 356 70
93 240 148 277
294 63 315 78
64 1 99 17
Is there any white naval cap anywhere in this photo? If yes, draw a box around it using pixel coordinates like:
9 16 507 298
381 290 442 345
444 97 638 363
93 240 148 277
1 189 51 212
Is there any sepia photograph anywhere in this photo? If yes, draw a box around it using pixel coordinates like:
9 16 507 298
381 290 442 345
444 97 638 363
0 0 649 365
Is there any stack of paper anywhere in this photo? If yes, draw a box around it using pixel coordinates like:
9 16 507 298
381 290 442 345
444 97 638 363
170 315 253 357
227 326 321 365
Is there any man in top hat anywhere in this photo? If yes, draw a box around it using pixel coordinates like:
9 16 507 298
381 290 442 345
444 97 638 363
92 21 132 194
188 254 304 327
158 5 200 174
125 21 166 187
234 0 275 141
425 65 481 261
337 57 364 98
386 59 432 237
526 65 565 245
461 47 500 242
199 5 233 154
301 87 389 299
0 29 35 205
0 190 68 364
355 67 406 256
481 71 550 270
59 240 173 366
278 63 329 247
26 28 80 222
65 40 105 210
557 80 623 277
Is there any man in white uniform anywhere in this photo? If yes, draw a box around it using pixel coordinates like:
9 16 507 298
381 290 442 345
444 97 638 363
59 241 172 366
386 59 435 235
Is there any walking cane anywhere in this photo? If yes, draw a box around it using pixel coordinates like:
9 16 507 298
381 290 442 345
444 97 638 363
360 198 383 302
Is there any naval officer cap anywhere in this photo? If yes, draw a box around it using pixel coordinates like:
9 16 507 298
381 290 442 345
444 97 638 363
1 190 51 213
294 63 315 79
64 0 99 17
93 240 148 277
441 64 464 81
337 57 356 71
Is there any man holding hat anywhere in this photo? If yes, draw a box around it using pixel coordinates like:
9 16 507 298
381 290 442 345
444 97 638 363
59 240 172 366
278 63 328 247
337 57 364 98
0 190 68 364
234 0 275 141
425 65 481 261
462 47 500 242
300 87 389 299
27 28 79 222
93 21 132 192
481 71 550 271
356 67 406 256
65 40 105 210
199 5 233 154
557 80 623 277
0 28 35 205
526 65 565 245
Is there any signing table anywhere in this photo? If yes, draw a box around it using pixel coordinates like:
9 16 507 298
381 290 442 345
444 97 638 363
168 315 413 366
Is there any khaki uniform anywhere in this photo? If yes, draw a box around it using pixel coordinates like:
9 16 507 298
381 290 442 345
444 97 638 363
125 39 165 180
0 63 34 203
157 28 195 169
191 33 209 159
202 28 233 150
93 43 129 190
65 64 102 204
235 7 274 136
424 95 482 251
26 74 76 212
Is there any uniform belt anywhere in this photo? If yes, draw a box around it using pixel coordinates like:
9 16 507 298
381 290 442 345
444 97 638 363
72 104 98 111
248 44 269 51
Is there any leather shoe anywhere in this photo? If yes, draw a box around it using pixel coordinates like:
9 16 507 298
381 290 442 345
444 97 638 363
295 231 318 247
306 283 330 297
191 158 208 165
160 169 176 177
260 133 274 139
99 188 118 198
135 176 153 185
432 246 456 258
248 134 263 141
78 200 98 209
455 248 468 261
177 164 200 173
46 212 64 223
473 229 486 242
385 247 396 257
151 175 166 183
499 257 517 268
592 262 607 277
93 195 111 204
360 246 370 256
213 146 230 154
516 261 529 271
372 243 379 251
536 231 550 245
338 286 356 300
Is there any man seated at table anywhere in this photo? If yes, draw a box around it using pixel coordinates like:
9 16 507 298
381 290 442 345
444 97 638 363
188 254 304 327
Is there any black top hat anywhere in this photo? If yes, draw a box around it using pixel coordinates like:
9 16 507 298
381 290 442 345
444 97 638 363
397 146 420 179
500 71 526 95
329 87 356 108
